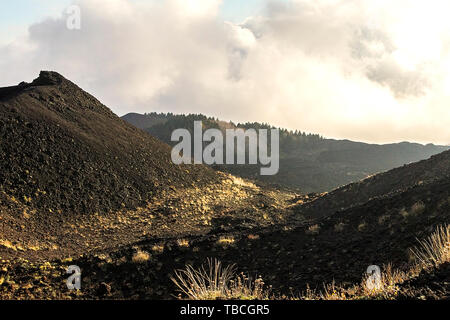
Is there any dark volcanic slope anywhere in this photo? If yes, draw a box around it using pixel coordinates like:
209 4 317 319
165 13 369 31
6 167 446 299
296 149 450 218
81 174 450 299
0 71 219 215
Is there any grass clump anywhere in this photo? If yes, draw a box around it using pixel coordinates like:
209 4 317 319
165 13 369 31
132 249 150 263
171 258 270 300
302 264 407 300
152 244 165 254
216 236 235 247
177 239 190 248
410 224 449 269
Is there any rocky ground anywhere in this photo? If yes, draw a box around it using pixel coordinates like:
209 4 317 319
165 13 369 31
1 175 448 300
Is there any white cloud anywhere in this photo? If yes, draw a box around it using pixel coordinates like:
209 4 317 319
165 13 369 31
1 0 449 144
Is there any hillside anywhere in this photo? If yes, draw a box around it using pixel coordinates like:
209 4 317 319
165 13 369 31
68 152 450 299
122 112 449 192
0 71 296 263
0 72 219 216
3 147 448 299
295 149 450 218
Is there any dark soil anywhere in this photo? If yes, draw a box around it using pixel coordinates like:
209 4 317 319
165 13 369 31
398 263 450 300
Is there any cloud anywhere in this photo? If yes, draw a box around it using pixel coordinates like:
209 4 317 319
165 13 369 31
1 0 450 144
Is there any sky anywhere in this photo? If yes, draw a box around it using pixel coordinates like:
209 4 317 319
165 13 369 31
0 0 276 44
0 0 449 145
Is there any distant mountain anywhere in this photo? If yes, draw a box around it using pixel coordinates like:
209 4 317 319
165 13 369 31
122 112 449 193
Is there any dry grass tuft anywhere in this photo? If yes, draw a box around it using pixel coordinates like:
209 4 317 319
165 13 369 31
177 239 190 248
171 258 269 300
217 236 235 247
302 264 408 300
0 239 17 251
360 263 407 298
378 215 389 225
132 249 150 263
410 224 449 269
152 244 165 254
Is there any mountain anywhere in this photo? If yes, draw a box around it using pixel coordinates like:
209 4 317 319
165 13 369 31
0 72 219 216
0 71 294 270
122 112 449 193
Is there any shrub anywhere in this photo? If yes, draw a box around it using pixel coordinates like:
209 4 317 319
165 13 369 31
399 208 409 218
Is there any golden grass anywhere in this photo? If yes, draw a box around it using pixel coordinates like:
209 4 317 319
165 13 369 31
151 244 165 254
217 236 235 247
132 250 150 263
301 263 408 300
360 264 406 298
0 239 17 251
410 224 449 269
171 258 269 300
177 239 190 248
